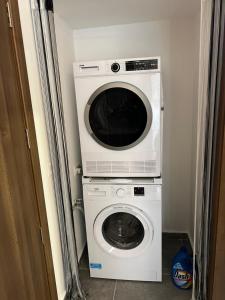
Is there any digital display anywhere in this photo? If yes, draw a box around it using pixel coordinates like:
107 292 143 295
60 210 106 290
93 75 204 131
126 59 158 71
134 187 145 196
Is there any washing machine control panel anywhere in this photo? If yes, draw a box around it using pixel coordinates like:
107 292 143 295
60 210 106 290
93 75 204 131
134 187 145 196
112 186 145 197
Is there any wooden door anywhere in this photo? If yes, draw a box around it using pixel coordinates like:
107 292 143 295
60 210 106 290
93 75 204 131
0 1 57 299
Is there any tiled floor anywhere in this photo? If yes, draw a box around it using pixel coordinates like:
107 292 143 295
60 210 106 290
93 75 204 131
79 233 193 300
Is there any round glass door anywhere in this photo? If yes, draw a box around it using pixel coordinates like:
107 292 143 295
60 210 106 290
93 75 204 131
85 82 152 150
94 205 153 257
102 212 145 250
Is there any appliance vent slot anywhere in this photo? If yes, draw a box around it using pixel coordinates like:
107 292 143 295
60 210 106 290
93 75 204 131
145 160 157 173
129 161 145 173
86 161 97 173
96 161 111 173
86 160 157 174
112 161 129 173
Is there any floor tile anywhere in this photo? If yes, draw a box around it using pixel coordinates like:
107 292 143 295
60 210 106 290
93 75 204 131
79 270 116 300
114 275 192 300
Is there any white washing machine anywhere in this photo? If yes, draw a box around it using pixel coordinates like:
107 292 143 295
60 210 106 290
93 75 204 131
82 177 162 282
74 57 162 177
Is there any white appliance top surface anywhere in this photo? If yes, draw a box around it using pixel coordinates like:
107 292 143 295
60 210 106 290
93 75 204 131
82 177 162 185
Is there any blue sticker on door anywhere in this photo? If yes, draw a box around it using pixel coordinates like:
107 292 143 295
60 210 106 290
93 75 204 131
90 263 102 270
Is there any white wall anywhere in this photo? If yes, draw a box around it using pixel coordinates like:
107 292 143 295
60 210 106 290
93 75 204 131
168 17 200 243
54 14 86 261
73 19 200 237
18 1 66 299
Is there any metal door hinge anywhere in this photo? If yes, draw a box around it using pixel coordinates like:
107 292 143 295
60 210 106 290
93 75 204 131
6 1 13 28
25 128 31 149
39 227 44 244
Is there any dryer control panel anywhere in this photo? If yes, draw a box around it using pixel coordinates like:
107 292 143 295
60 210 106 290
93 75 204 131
74 56 160 77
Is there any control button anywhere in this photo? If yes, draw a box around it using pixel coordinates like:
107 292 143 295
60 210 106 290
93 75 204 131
116 188 125 197
111 63 120 73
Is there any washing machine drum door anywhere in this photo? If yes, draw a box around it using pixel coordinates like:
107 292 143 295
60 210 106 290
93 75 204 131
94 205 154 257
85 82 152 150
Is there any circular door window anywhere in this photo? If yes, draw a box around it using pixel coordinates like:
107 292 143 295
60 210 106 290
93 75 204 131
94 205 153 257
85 82 152 150
102 212 144 250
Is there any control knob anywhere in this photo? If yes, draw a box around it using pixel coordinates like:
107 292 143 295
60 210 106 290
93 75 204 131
116 188 126 197
111 62 120 73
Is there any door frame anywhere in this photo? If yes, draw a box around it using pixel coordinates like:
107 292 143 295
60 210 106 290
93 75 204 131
208 22 225 300
4 1 57 298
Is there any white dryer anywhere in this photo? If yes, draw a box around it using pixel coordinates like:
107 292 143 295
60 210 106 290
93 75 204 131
73 57 162 177
82 177 162 282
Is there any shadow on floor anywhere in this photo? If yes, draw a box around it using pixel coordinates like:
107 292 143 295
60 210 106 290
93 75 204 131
79 233 193 300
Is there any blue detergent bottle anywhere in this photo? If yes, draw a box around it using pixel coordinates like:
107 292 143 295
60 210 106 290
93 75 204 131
171 246 193 289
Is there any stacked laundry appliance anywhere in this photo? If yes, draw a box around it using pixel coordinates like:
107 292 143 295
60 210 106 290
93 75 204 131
73 57 163 282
